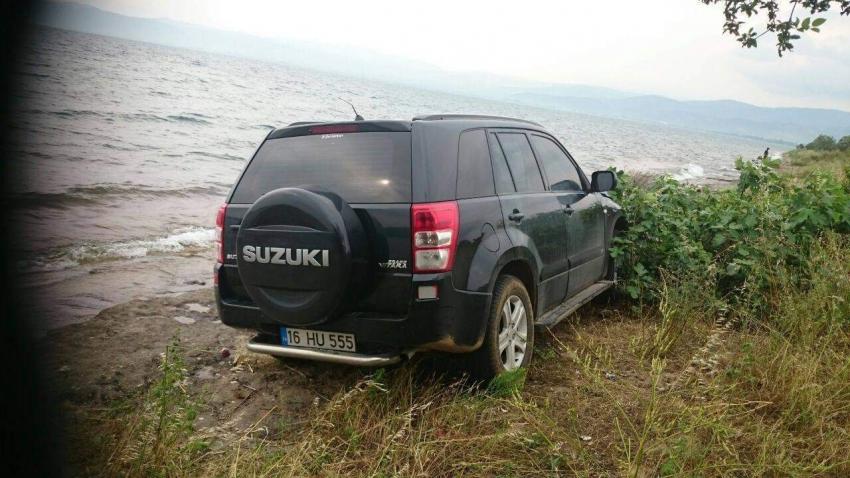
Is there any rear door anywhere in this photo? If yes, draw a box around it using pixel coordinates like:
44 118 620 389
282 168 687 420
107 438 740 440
488 131 569 313
528 134 606 296
220 128 413 315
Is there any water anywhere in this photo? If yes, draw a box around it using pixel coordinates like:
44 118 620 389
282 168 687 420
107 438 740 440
8 27 783 330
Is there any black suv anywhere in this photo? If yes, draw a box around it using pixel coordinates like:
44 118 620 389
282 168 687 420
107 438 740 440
215 114 623 378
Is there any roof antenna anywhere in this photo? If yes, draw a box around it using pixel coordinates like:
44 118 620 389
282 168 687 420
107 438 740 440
339 97 364 121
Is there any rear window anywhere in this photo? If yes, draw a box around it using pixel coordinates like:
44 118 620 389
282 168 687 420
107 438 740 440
231 132 411 204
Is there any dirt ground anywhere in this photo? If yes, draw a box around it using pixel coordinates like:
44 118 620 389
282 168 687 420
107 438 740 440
42 288 718 474
43 289 374 445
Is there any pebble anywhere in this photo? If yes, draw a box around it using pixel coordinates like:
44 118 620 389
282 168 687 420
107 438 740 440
580 435 592 442
174 316 196 325
185 303 211 314
196 366 215 381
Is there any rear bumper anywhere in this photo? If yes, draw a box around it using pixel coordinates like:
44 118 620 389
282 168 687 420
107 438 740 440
216 271 491 355
247 336 402 366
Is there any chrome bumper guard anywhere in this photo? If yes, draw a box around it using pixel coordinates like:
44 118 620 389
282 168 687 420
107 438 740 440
246 337 402 367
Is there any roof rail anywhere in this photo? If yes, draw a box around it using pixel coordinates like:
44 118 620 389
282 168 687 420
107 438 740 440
412 114 542 127
287 121 324 126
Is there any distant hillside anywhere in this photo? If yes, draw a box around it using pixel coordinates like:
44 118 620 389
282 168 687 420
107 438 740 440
507 92 850 144
34 1 850 144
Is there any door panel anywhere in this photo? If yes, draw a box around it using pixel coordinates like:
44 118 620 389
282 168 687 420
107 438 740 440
565 193 607 296
489 131 569 313
527 133 606 297
499 192 569 310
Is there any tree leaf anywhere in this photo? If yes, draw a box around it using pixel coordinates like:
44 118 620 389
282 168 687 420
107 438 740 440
812 18 827 27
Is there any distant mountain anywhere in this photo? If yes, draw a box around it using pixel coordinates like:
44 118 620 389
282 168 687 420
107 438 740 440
34 1 850 144
507 92 850 144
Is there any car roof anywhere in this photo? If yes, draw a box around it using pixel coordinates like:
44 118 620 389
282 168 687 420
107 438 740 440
267 115 548 139
412 114 543 128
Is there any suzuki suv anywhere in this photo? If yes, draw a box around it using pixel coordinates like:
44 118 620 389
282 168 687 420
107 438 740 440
215 114 623 378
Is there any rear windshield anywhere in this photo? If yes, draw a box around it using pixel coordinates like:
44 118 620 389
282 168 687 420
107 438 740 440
231 132 411 204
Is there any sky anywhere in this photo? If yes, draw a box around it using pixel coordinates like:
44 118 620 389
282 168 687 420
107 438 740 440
59 0 850 110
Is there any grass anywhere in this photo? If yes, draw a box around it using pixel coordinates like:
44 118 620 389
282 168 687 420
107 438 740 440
780 147 850 180
638 233 850 476
65 152 850 477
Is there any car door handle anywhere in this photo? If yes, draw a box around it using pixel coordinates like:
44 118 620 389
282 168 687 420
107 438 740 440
508 210 524 222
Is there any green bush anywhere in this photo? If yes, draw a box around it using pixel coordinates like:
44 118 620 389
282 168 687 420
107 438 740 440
806 134 837 151
610 158 850 312
838 135 850 151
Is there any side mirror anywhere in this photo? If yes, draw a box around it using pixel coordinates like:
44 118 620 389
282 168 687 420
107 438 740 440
591 170 617 192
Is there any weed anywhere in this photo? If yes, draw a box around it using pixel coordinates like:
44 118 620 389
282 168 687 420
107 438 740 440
486 367 526 398
106 337 200 477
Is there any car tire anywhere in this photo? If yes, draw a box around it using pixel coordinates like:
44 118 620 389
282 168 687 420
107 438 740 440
462 275 534 381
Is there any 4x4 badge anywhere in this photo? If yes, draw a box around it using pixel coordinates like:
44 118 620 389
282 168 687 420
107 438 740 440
242 245 329 267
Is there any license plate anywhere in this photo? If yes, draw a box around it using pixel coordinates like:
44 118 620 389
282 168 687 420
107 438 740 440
280 327 356 352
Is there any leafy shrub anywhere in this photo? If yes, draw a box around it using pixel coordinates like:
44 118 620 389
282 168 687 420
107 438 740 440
839 135 850 151
806 134 837 151
610 157 850 312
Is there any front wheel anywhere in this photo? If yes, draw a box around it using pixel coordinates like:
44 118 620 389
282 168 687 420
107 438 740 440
461 275 534 380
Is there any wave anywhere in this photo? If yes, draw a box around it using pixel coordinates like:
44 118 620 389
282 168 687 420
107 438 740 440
10 184 228 209
42 110 215 126
166 113 213 125
187 151 244 161
21 227 215 272
672 163 705 181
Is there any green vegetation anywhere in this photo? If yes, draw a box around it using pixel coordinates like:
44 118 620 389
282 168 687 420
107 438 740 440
785 140 850 179
610 153 850 309
68 148 850 476
100 339 205 476
806 134 838 151
699 0 849 56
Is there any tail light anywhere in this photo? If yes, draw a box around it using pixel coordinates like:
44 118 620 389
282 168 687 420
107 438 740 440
215 204 227 264
309 124 359 134
411 201 458 273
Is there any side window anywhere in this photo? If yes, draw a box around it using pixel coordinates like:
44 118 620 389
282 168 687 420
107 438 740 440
457 130 495 198
488 133 516 194
496 133 545 193
530 135 583 191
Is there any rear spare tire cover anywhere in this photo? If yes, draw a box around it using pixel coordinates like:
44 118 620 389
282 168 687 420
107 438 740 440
236 187 368 326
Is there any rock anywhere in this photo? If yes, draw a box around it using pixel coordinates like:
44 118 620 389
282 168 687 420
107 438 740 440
174 316 196 325
196 366 215 381
185 303 211 314
605 371 617 381
580 435 592 442
220 348 231 359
